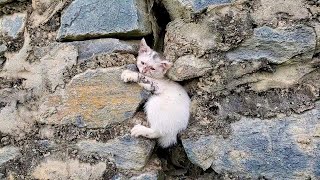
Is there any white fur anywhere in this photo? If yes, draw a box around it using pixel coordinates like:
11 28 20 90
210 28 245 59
144 79 190 147
122 38 190 148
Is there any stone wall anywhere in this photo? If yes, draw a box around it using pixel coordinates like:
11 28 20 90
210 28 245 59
0 0 319 179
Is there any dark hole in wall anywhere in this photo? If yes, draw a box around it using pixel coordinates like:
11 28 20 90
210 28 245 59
151 0 171 51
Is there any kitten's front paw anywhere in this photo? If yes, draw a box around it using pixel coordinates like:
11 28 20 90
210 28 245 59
131 124 148 137
121 69 138 83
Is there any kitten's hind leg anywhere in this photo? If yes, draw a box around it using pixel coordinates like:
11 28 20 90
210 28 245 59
131 124 161 139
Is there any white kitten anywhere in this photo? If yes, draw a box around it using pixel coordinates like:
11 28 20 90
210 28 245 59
121 38 191 148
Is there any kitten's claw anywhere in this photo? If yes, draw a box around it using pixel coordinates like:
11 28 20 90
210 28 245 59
121 69 138 82
131 124 148 137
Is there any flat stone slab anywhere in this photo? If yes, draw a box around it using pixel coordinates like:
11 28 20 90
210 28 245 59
69 38 139 61
39 67 145 128
182 102 320 179
32 159 106 179
226 25 316 64
0 12 27 39
76 135 155 170
57 0 152 41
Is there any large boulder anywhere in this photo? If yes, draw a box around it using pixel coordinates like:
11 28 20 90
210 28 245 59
57 0 152 41
39 67 145 128
182 102 320 179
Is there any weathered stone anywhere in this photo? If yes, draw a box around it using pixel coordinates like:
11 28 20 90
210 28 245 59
164 5 252 61
182 102 320 179
32 159 106 179
39 67 145 128
30 0 68 27
162 0 231 20
0 146 20 166
39 43 78 91
69 38 139 62
252 0 310 25
76 135 155 170
0 103 34 136
0 44 7 55
0 0 13 5
0 13 27 39
226 25 316 64
167 55 212 81
57 0 152 41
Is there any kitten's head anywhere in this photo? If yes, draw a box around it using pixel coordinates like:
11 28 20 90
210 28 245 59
137 38 172 79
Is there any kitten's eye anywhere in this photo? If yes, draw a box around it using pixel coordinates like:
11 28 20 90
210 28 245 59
141 61 145 65
150 67 155 70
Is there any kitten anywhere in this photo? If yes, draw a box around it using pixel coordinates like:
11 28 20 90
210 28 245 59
121 38 191 148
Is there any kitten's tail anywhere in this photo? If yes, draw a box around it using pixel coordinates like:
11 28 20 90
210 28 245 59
158 135 177 148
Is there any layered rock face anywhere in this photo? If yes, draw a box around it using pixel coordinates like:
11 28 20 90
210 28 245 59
0 0 319 179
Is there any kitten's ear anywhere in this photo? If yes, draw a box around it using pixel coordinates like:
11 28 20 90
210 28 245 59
139 38 151 54
160 61 173 71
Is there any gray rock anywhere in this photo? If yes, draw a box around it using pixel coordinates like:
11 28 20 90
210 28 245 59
69 38 139 62
226 25 316 64
164 6 252 61
0 146 20 166
0 13 27 39
167 55 212 81
57 0 152 41
0 0 13 5
76 135 155 170
182 102 320 179
162 0 231 19
0 44 7 55
251 0 310 25
39 67 145 128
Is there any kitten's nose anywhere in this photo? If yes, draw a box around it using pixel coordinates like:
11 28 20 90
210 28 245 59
142 68 147 73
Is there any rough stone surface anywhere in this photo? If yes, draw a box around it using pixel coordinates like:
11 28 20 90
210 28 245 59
76 135 155 170
226 25 316 64
0 97 35 136
69 38 139 62
167 55 212 81
0 146 20 166
39 43 78 91
0 0 13 5
164 4 252 61
57 0 152 41
0 12 27 39
182 102 320 179
39 67 145 128
162 0 232 20
0 44 7 54
252 0 310 25
32 159 106 179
